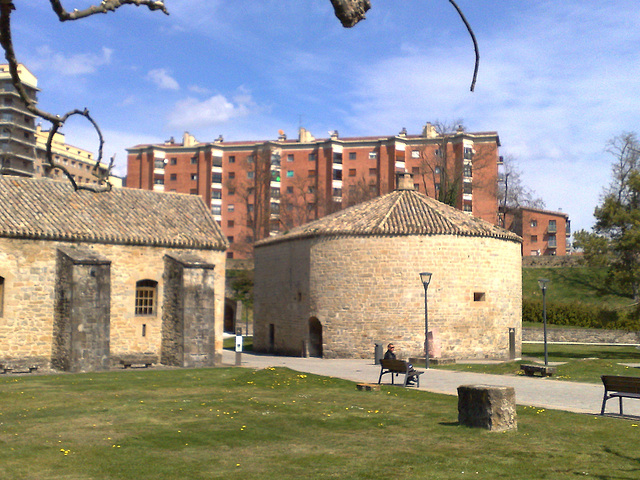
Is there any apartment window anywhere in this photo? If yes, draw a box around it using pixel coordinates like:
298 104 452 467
227 220 235 228
531 235 538 243
369 151 377 159
333 188 342 197
434 166 441 174
349 152 356 160
229 155 235 163
191 173 198 181
286 170 294 178
349 168 356 177
170 174 177 181
549 220 557 233
212 205 221 215
228 204 235 212
190 189 197 195
411 150 420 158
227 188 235 196
463 163 472 177
247 171 255 179
0 276 4 317
412 167 420 174
463 182 472 195
369 168 377 176
227 236 234 244
548 234 557 248
308 186 315 194
170 158 177 165
135 280 158 316
190 157 198 165
247 155 254 164
286 186 294 194
212 172 222 183
154 178 164 185
308 169 316 178
308 153 317 162
463 203 473 212
464 147 474 160
227 252 234 259
248 204 254 213
531 219 537 227
228 172 235 179
287 154 294 162
333 152 342 163
333 169 342 181
271 187 280 198
212 189 222 199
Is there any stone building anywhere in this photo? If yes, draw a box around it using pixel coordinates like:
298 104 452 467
0 177 227 372
253 175 522 361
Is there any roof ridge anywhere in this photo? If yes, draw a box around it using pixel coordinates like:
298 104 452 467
374 190 404 230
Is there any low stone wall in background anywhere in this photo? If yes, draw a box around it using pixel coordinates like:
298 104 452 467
522 255 583 268
523 327 640 344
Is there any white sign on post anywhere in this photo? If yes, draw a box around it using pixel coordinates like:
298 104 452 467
235 335 243 352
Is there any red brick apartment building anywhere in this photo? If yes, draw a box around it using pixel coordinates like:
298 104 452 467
503 207 570 256
127 124 502 258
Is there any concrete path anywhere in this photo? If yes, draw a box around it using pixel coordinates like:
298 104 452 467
223 350 640 417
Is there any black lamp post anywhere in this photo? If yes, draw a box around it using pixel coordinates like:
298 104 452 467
538 278 550 367
420 272 432 369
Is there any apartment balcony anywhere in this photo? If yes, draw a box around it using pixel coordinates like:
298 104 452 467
548 224 557 233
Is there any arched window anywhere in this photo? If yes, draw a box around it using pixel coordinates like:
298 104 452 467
0 276 4 317
135 279 158 316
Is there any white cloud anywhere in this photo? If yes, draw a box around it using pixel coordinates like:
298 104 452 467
147 69 180 90
34 46 112 75
167 92 256 129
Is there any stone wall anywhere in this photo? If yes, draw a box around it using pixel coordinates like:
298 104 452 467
254 234 522 360
0 237 226 369
52 247 111 372
161 254 219 367
523 327 640 344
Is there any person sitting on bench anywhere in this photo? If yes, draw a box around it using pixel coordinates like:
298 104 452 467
384 343 417 385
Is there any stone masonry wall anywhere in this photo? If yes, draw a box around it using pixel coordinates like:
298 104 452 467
254 241 311 356
0 237 226 368
254 234 522 360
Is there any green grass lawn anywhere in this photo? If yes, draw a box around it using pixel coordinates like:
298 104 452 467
523 266 633 308
1 367 640 480
435 343 640 383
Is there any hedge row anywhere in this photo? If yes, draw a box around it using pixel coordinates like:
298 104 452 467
522 299 640 331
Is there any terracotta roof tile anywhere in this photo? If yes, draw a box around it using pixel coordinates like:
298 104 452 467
0 177 227 250
257 188 521 247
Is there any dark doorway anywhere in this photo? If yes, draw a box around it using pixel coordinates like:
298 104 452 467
269 324 275 353
308 317 323 357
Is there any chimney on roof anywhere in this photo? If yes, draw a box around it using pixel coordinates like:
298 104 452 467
396 172 415 191
399 127 407 137
278 129 287 141
422 122 437 139
298 127 315 143
214 134 224 143
330 130 339 140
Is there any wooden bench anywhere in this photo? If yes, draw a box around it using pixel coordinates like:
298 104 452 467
378 359 423 387
601 375 640 415
118 355 157 369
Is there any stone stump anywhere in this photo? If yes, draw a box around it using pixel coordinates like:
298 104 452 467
457 384 517 432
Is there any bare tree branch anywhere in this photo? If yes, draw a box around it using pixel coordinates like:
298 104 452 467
448 0 479 92
49 0 168 21
329 0 371 27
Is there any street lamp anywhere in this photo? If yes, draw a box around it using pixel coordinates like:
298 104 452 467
420 272 433 369
538 278 550 367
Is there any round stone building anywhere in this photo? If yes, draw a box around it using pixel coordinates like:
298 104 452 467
253 178 522 361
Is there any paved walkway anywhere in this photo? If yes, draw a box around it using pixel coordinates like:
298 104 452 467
222 350 640 417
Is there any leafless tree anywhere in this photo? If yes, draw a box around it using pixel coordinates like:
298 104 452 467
604 132 640 204
498 155 545 210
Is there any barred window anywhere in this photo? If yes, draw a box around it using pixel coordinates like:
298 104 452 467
135 280 158 316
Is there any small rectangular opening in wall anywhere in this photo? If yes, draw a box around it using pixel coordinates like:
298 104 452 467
474 292 486 302
142 324 147 337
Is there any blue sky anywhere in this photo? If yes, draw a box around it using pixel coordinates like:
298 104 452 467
12 1 640 235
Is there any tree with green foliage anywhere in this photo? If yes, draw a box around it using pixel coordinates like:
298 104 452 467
575 132 640 301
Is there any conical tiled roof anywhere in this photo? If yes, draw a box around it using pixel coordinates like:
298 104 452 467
0 176 227 250
257 188 521 247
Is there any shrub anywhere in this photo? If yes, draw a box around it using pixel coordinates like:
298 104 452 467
522 299 640 331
